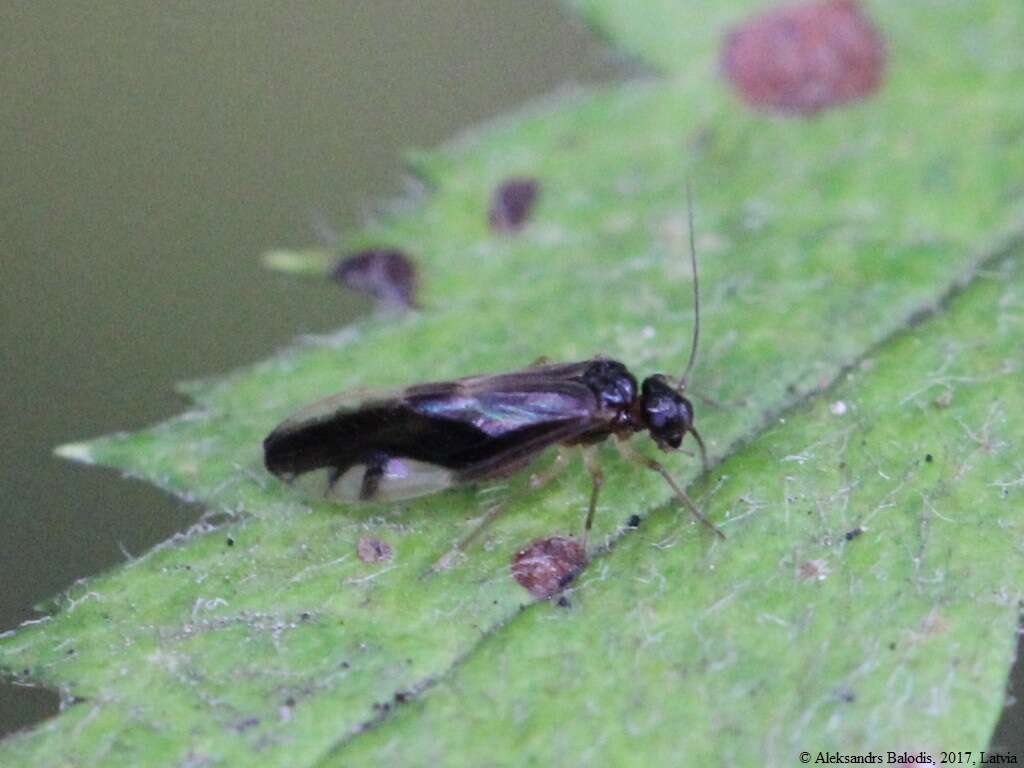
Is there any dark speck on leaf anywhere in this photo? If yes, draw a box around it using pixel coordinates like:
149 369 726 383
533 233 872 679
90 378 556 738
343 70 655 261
332 248 417 309
235 717 260 733
489 177 539 234
556 596 571 609
511 536 587 600
300 612 311 622
925 453 934 463
721 0 886 116
226 536 234 547
626 514 642 528
284 696 296 707
844 527 864 541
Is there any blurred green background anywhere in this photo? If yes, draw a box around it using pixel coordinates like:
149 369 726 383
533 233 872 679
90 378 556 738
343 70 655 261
0 0 616 734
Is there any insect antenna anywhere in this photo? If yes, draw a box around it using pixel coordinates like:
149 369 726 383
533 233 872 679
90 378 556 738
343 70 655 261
677 180 700 393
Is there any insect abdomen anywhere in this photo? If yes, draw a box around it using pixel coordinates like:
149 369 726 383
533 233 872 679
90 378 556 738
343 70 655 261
263 403 485 479
285 458 456 503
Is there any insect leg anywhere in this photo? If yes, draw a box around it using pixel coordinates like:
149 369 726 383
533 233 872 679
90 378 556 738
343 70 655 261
358 453 389 501
688 427 711 475
615 439 725 539
581 447 604 549
528 445 571 489
325 467 343 497
430 447 572 573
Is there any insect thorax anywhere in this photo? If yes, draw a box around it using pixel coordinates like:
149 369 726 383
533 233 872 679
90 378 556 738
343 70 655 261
580 359 638 417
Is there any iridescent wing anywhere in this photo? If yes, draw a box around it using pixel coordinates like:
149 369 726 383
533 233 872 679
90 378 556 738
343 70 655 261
263 361 603 501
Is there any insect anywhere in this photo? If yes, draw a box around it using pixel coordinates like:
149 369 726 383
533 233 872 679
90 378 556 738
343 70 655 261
263 187 722 567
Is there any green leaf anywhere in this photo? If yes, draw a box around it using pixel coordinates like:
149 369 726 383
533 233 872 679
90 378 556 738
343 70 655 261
333 252 1024 765
3 1 1023 765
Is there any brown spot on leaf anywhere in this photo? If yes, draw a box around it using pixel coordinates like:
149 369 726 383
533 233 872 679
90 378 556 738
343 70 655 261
332 248 417 308
357 537 393 564
489 178 540 234
798 558 830 581
721 0 886 115
511 536 587 599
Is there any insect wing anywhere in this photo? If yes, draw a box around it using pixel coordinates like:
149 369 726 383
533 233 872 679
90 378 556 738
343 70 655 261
268 386 399 433
403 375 599 481
263 386 406 479
402 360 594 397
406 376 596 439
264 362 603 501
270 361 594 436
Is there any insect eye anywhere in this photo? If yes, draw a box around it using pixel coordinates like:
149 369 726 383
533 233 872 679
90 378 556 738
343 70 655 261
640 381 694 451
645 398 673 429
643 395 680 431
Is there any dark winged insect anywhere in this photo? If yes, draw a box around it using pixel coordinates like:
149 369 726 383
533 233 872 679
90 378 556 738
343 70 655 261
264 186 723 568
